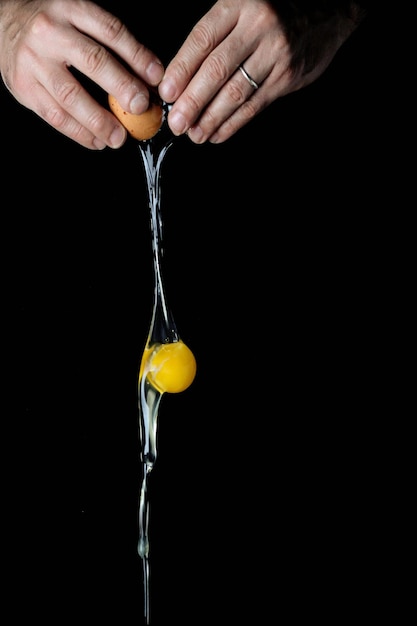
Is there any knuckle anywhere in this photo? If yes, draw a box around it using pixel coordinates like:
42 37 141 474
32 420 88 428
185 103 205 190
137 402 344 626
225 80 246 105
29 10 53 37
204 53 228 84
42 103 67 130
240 99 259 121
86 109 108 136
53 76 82 108
99 14 126 43
190 22 216 56
129 42 150 68
170 58 190 84
81 41 109 76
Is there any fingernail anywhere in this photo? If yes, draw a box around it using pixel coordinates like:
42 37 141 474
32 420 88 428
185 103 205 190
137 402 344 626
169 110 188 135
146 60 164 86
130 92 148 115
187 124 204 144
159 77 176 102
108 125 126 149
93 138 107 150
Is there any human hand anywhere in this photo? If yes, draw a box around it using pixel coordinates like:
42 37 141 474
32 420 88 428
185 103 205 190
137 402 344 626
0 0 164 149
158 0 365 144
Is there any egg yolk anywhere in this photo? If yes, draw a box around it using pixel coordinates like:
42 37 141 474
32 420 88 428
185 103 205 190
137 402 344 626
108 93 163 140
140 341 197 394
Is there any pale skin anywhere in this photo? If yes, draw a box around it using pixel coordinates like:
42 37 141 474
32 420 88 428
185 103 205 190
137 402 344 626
0 0 164 149
0 0 366 150
159 0 366 144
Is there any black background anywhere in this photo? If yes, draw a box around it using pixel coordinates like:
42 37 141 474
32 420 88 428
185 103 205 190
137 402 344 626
1 5 402 624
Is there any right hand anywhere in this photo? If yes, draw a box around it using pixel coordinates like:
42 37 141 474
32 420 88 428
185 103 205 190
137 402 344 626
0 0 164 149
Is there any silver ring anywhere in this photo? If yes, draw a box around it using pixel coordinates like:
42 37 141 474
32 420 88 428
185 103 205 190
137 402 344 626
238 64 259 90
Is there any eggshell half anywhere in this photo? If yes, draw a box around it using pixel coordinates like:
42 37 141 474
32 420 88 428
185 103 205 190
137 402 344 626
108 94 163 140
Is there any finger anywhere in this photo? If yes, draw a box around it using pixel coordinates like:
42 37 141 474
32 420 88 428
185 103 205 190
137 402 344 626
186 62 260 143
161 20 265 136
68 1 164 85
68 19 164 111
207 68 289 145
58 30 151 114
37 3 164 113
186 40 303 145
184 49 282 144
32 79 127 150
164 44 259 137
22 19 161 147
207 93 264 144
159 2 238 103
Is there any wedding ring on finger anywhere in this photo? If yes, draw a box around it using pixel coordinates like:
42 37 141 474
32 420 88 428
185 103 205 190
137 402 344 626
238 64 259 90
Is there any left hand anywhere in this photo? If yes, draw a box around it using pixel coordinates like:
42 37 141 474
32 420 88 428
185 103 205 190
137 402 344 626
158 0 362 144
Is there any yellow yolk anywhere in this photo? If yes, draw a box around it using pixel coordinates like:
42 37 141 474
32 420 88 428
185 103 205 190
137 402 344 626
140 341 197 393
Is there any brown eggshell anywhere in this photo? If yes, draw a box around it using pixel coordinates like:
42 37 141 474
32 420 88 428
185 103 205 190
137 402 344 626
108 93 163 140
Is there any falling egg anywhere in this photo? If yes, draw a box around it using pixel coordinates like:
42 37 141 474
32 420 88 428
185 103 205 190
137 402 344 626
108 93 163 140
140 341 197 394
